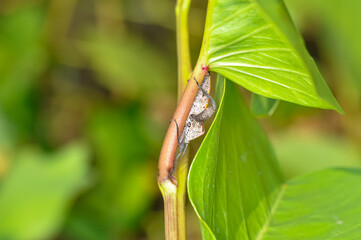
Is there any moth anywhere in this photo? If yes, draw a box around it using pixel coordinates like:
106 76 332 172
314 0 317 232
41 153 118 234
170 73 216 176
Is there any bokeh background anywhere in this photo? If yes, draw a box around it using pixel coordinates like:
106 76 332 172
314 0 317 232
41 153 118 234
0 0 360 239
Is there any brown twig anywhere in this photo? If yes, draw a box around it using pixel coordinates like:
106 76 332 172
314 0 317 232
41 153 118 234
158 62 209 183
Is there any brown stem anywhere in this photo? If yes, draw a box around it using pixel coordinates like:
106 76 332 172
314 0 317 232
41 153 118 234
158 61 209 183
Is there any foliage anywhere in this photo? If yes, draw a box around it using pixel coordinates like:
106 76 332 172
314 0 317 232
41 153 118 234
189 77 284 239
0 143 89 240
189 77 361 239
186 0 361 239
0 0 360 239
201 0 342 112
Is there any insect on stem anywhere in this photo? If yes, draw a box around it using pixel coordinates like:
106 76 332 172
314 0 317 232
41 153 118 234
157 64 209 184
165 73 217 180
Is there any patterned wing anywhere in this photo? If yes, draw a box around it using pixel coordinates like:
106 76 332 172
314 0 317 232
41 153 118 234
183 73 211 143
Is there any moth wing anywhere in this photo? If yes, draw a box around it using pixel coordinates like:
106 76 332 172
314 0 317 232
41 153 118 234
189 73 211 116
184 119 204 143
183 73 211 143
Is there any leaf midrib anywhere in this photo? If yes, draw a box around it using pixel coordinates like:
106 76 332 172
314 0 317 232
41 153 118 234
255 184 287 240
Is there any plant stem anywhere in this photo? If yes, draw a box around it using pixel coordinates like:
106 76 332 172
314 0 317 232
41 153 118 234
158 156 189 240
158 63 208 239
159 181 178 239
174 0 192 239
158 0 213 238
158 0 194 239
176 0 192 97
158 61 208 182
174 152 189 239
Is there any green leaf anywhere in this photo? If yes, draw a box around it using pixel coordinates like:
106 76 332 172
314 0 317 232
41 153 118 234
200 0 343 113
188 76 284 239
251 94 279 117
0 142 90 240
263 168 361 239
188 77 361 239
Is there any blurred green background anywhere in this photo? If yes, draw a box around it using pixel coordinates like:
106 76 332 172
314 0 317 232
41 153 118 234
0 0 360 239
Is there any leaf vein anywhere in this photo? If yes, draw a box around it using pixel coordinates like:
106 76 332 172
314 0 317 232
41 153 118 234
208 48 292 63
209 25 272 55
224 67 318 101
211 3 255 30
255 185 287 240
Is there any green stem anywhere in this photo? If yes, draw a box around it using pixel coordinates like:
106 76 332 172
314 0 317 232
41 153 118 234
160 0 192 239
159 153 189 240
176 0 192 97
175 0 192 238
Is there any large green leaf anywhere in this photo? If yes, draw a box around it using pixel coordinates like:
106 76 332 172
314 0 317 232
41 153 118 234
200 0 342 113
188 77 283 239
188 77 361 239
262 168 361 239
0 142 90 240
